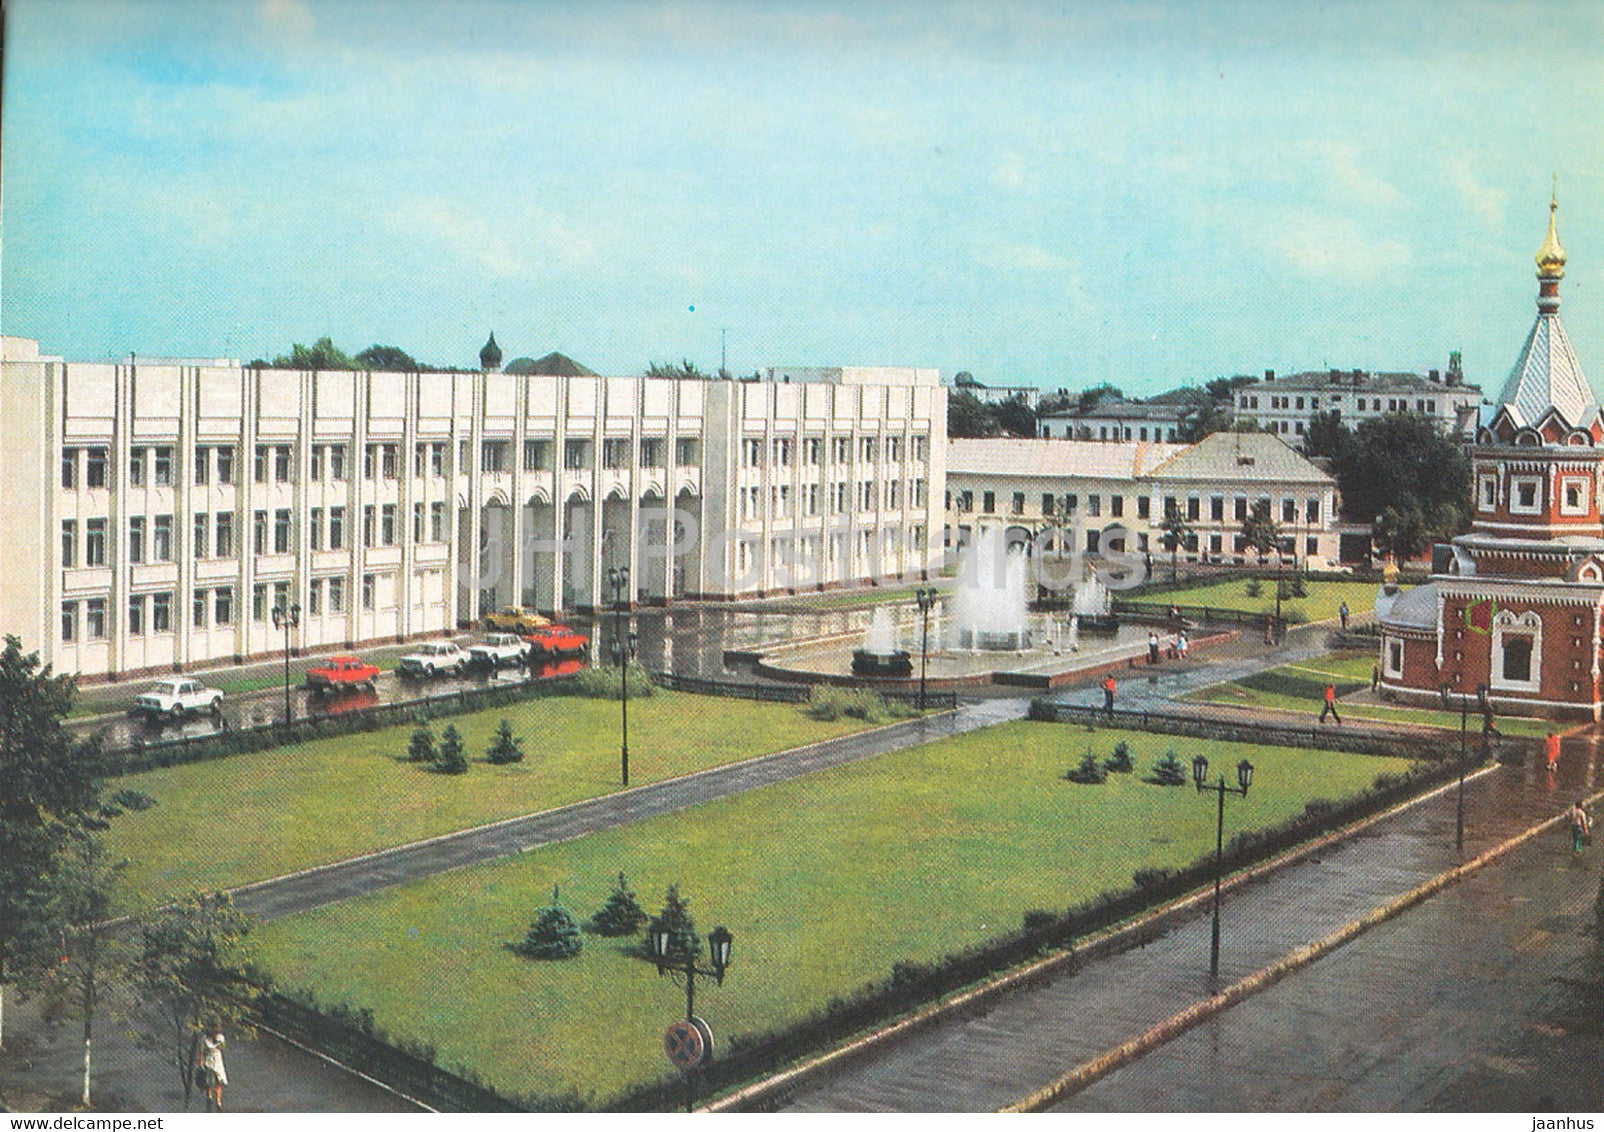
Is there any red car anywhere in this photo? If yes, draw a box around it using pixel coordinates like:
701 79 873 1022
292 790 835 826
305 654 381 693
523 624 589 660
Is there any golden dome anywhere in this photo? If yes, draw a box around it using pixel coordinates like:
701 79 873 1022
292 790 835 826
1537 194 1567 277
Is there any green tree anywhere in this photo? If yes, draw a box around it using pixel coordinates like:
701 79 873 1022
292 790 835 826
515 887 582 960
1160 502 1195 581
992 394 1038 438
1145 749 1188 786
587 872 649 937
946 390 998 438
1302 409 1349 461
1239 499 1283 563
645 358 714 380
1064 750 1107 785
1332 414 1471 532
1372 505 1431 563
433 725 468 775
0 637 113 1050
485 719 524 765
406 725 436 764
130 893 260 1109
652 884 700 962
1076 383 1124 413
353 344 420 372
1103 740 1135 774
270 336 358 371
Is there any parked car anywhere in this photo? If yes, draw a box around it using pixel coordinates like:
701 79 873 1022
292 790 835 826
305 654 381 693
132 678 224 720
396 641 468 678
523 623 590 660
467 634 529 670
482 606 550 635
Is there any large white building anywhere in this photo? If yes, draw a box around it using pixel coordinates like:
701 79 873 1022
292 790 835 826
1 337 945 680
945 431 1339 568
1232 359 1483 443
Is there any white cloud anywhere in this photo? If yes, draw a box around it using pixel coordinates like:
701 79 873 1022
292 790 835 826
1317 142 1404 209
1271 211 1408 280
1448 156 1508 228
388 198 599 277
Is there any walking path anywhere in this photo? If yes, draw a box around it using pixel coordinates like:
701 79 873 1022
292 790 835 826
754 730 1604 1112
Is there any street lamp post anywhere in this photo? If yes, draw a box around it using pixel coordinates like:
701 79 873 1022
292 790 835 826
1439 681 1469 852
608 567 634 787
270 603 301 727
648 920 733 1113
914 586 938 712
1191 754 1254 978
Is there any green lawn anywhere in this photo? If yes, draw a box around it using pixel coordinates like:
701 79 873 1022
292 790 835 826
778 585 928 611
253 722 1408 1105
1130 578 1383 623
1185 653 1553 737
108 691 877 904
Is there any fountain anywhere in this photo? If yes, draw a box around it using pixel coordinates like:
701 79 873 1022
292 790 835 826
851 605 913 677
1070 573 1119 635
949 527 1032 651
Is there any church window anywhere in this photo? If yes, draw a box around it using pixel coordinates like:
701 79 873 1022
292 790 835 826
1560 478 1589 516
1491 609 1542 693
1510 477 1541 514
1479 477 1497 510
1385 639 1403 677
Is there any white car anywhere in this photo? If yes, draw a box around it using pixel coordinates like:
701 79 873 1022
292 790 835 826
132 678 224 720
397 641 468 678
468 634 529 670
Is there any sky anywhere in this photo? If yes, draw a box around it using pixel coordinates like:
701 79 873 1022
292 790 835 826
4 0 1604 397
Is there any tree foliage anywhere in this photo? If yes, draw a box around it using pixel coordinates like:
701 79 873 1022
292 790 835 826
130 893 260 1109
652 884 700 962
1145 749 1188 786
1076 383 1124 413
645 358 715 380
353 344 419 372
1064 750 1107 785
1326 414 1472 559
587 872 649 937
1239 499 1283 561
1160 502 1195 580
485 719 524 765
945 390 1037 439
1104 740 1135 774
515 887 582 960
433 725 468 775
270 336 358 371
406 725 436 764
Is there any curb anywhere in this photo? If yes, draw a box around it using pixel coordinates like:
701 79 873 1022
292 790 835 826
999 782 1604 1112
700 761 1499 1112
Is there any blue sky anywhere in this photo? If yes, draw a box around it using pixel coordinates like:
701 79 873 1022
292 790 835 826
4 1 1603 396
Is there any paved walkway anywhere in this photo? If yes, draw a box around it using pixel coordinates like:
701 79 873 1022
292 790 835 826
764 730 1604 1112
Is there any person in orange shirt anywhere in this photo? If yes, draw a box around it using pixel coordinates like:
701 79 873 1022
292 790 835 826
1545 730 1561 773
1319 682 1341 726
1103 674 1116 717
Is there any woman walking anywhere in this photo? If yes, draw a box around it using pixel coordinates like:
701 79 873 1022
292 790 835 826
1567 800 1591 857
199 1028 227 1111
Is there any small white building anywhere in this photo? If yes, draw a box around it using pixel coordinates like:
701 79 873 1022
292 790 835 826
1234 359 1483 443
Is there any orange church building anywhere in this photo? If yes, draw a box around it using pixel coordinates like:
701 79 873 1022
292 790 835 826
1378 199 1604 719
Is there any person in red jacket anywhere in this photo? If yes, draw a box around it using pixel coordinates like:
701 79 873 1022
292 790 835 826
1103 674 1116 717
1319 682 1341 726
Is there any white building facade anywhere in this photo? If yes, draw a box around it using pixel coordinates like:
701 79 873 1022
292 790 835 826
1233 362 1482 443
1 339 945 679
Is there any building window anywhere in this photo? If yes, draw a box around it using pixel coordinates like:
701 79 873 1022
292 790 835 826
413 502 425 543
309 507 323 551
637 437 662 468
130 448 146 488
330 444 348 481
1088 494 1101 517
743 438 763 468
215 512 234 558
564 440 590 470
272 581 290 615
362 573 376 611
1491 610 1542 692
193 513 209 558
1210 497 1225 522
61 520 77 568
804 437 823 466
415 443 428 478
363 504 376 547
328 577 345 614
85 598 106 639
1306 535 1319 556
1561 478 1589 516
253 584 268 621
255 445 270 483
860 437 878 463
214 587 234 625
61 601 78 643
1187 497 1200 522
128 594 145 636
676 438 699 466
982 490 995 514
1234 497 1248 521
482 440 509 473
430 502 445 543
772 438 793 467
1479 476 1497 510
275 445 293 482
1306 498 1320 523
912 435 928 462
383 443 399 479
86 447 108 488
1110 495 1124 518
85 518 106 566
364 444 377 480
1282 499 1297 523
217 446 235 484
603 439 631 469
1137 496 1151 520
309 578 323 615
431 443 445 477
329 507 346 550
61 448 77 489
381 504 397 546
194 446 210 485
1511 477 1542 514
274 509 292 554
150 592 172 633
193 589 209 629
523 439 549 471
128 517 146 564
153 515 173 561
833 437 851 465
253 510 268 553
459 439 470 469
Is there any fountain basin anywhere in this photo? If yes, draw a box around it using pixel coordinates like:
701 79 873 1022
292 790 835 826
850 649 914 678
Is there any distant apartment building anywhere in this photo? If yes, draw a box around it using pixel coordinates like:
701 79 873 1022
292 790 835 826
945 432 1338 567
1233 357 1483 443
2 337 945 679
1038 396 1197 443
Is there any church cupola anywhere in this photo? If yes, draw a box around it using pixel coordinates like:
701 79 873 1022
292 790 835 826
480 331 503 372
1536 191 1567 314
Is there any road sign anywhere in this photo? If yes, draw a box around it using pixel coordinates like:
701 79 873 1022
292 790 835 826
689 1014 715 1061
664 1020 705 1070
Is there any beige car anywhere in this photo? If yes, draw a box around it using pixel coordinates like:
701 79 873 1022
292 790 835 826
481 606 550 634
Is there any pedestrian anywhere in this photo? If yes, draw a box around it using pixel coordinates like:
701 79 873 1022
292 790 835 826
1339 601 1350 630
1168 603 1181 625
1545 730 1561 773
1147 630 1160 665
1371 663 1380 694
1319 682 1342 725
1482 697 1500 738
1177 630 1189 660
1566 799 1592 856
199 1028 227 1111
1103 673 1116 717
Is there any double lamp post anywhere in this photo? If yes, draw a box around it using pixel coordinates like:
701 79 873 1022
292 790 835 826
647 920 733 1113
608 566 637 787
271 602 301 726
1192 753 1253 979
